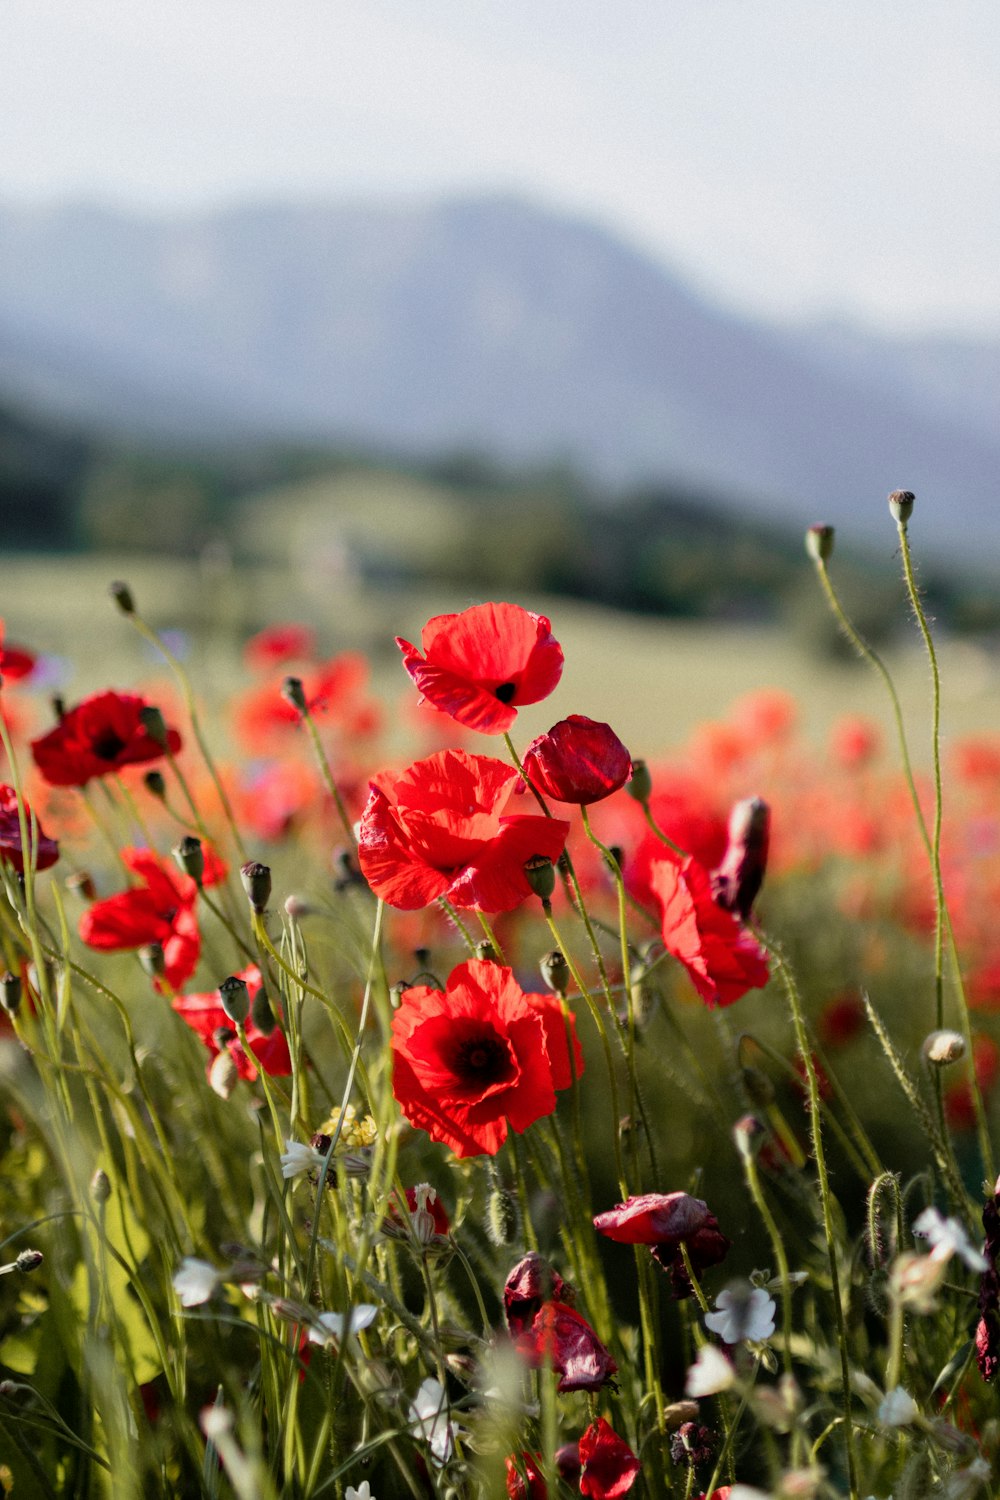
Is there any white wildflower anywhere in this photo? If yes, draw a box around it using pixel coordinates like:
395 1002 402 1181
279 1139 326 1180
877 1385 919 1427
684 1343 736 1397
345 1484 374 1500
173 1257 222 1307
409 1376 454 1465
704 1283 776 1344
308 1304 378 1346
912 1207 988 1272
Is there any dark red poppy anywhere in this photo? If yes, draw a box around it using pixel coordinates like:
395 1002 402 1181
396 603 564 735
31 691 181 787
243 622 316 673
517 1301 617 1393
578 1418 640 1499
503 1252 571 1337
172 965 291 1081
711 797 770 922
593 1192 730 1299
649 851 770 1009
505 1453 547 1500
79 846 224 990
391 958 582 1157
0 622 36 683
0 785 59 872
521 716 632 806
358 750 568 912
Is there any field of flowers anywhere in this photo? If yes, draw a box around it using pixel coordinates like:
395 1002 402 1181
0 495 998 1499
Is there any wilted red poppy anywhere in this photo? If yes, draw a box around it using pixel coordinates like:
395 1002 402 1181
31 691 181 787
391 958 582 1157
503 1252 571 1337
593 1191 730 1299
517 1301 617 1393
0 785 59 872
505 1453 547 1500
578 1418 640 1499
172 965 291 1080
650 851 770 1008
79 846 224 990
521 716 632 805
396 603 564 735
243 622 316 673
0 622 36 683
358 750 568 912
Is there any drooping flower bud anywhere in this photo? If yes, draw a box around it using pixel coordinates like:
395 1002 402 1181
240 861 272 914
888 489 915 524
108 580 135 615
524 855 556 903
219 974 250 1026
712 796 770 921
805 524 835 561
173 836 205 886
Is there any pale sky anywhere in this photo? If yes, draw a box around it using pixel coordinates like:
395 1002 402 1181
3 1 999 333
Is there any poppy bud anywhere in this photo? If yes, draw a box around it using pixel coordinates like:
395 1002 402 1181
144 770 166 799
65 870 97 902
91 1168 112 1204
138 705 168 748
108 580 135 615
486 1183 521 1247
219 975 250 1026
626 758 652 803
240 861 272 914
540 949 570 997
173 836 204 886
281 675 308 713
475 939 499 963
888 489 915 524
139 942 165 979
209 1049 240 1100
251 983 277 1037
521 715 632 805
524 855 555 903
733 1113 767 1159
14 1250 43 1274
712 796 770 922
0 972 21 1017
805 524 835 561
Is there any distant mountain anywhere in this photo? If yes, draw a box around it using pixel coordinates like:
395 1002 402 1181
0 195 997 557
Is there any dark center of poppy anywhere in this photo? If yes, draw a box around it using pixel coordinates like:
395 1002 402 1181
452 1034 510 1082
494 682 517 704
91 729 127 761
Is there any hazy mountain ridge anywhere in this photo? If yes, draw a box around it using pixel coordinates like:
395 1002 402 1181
1 194 997 555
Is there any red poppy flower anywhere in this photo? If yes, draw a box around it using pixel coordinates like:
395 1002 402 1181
0 622 36 683
504 1252 571 1337
521 716 632 805
592 1192 730 1298
0 785 59 872
711 797 770 922
517 1301 617 1393
172 966 292 1080
396 603 564 735
243 622 316 673
235 653 379 750
391 958 582 1157
578 1418 640 1499
505 1453 547 1500
649 851 769 1008
358 750 569 912
79 846 224 990
31 691 181 787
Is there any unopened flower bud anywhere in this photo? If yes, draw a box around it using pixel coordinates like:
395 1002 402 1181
281 676 307 713
65 870 97 902
627 758 652 803
250 983 277 1037
713 796 770 921
91 1168 112 1204
144 770 166 799
0 972 22 1018
208 1048 240 1099
923 1030 965 1066
540 949 570 996
888 489 915 524
139 942 165 979
173 836 204 885
805 525 835 562
240 861 272 914
108 580 135 615
524 855 555 902
486 1184 521 1247
14 1250 43 1274
475 939 498 963
733 1113 767 1159
283 894 313 919
219 975 250 1026
138 705 168 748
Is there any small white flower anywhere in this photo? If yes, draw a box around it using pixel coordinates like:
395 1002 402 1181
684 1343 736 1397
409 1376 454 1465
704 1283 777 1344
308 1304 378 1345
280 1139 326 1180
877 1385 919 1427
173 1257 222 1307
345 1484 374 1500
912 1207 988 1272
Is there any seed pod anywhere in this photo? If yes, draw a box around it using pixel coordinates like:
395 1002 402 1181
627 758 652 803
219 975 250 1026
888 489 915 524
173 836 205 885
524 855 555 902
241 861 272 914
805 524 835 561
540 949 570 996
108 580 135 615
